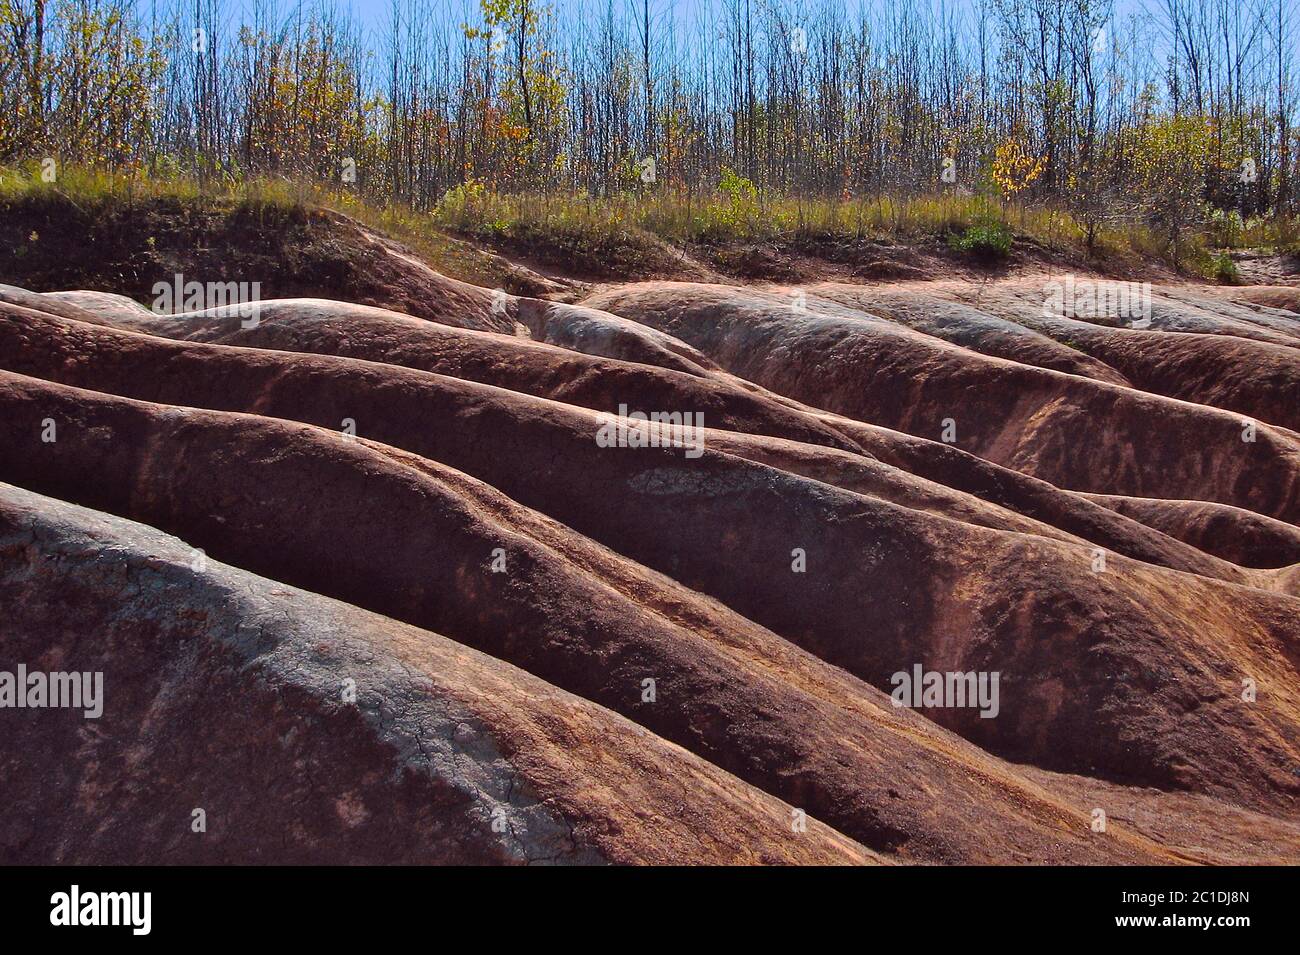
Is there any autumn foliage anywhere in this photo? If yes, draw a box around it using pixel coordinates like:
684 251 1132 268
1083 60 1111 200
2 0 1299 262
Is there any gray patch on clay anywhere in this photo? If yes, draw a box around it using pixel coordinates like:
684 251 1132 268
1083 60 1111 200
0 482 606 865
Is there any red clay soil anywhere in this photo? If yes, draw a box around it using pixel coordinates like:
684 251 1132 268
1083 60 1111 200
2 257 1299 865
0 195 544 329
0 483 875 865
0 369 1194 864
10 290 1272 584
0 298 1263 596
874 281 1300 433
5 366 1300 863
1083 492 1300 569
805 284 1134 386
1 309 1299 801
811 282 1300 433
581 281 1300 520
1227 285 1300 316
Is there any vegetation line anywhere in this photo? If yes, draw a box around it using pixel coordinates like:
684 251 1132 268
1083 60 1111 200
2 0 1299 276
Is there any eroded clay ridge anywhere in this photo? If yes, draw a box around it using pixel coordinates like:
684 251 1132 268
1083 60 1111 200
0 287 1273 585
0 483 875 864
2 269 1299 865
582 282 1300 520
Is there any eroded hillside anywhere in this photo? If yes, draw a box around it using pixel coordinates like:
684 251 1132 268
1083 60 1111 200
3 217 1299 864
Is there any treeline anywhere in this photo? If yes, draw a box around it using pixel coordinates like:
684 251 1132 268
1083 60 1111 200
1 0 1297 242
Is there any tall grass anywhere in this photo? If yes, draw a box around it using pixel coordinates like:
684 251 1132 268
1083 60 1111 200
0 162 325 215
5 162 1298 281
427 184 1155 265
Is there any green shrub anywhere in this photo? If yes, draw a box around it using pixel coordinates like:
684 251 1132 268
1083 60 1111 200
686 166 760 239
948 219 1013 260
1205 208 1245 247
1208 251 1241 284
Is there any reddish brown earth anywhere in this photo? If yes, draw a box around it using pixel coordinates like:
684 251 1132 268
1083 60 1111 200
0 483 873 865
582 282 1300 519
2 242 1299 865
1082 493 1300 569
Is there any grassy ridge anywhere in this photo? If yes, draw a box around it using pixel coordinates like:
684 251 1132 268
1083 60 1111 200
2 164 1297 286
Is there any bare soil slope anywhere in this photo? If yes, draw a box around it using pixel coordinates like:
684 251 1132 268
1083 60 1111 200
0 483 874 865
2 238 1299 865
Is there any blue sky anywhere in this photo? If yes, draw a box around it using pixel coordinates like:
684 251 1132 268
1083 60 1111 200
138 0 1183 73
152 0 1155 36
